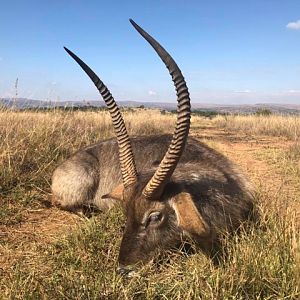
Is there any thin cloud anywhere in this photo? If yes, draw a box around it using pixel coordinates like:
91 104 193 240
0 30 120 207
233 89 252 94
286 20 300 30
148 90 156 96
287 89 300 94
0 57 3 61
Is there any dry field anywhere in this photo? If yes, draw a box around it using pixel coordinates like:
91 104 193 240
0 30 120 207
0 109 299 299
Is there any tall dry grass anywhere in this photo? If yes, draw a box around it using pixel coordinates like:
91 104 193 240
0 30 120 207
0 109 175 181
0 108 176 225
0 108 299 299
213 115 300 140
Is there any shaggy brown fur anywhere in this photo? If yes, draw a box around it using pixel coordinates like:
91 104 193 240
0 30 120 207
52 134 255 271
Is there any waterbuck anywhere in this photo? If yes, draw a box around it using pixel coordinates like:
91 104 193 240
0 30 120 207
52 19 255 274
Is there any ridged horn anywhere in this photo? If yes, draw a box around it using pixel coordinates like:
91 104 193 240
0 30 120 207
64 47 138 187
130 19 191 199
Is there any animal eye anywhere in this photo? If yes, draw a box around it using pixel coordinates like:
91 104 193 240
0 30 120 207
147 212 162 226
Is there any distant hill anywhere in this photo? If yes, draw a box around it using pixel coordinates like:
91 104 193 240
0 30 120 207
1 98 300 115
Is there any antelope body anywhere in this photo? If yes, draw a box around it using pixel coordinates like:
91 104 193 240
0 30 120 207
52 20 255 274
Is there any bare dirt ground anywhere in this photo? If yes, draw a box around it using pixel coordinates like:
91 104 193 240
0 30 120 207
1 123 299 274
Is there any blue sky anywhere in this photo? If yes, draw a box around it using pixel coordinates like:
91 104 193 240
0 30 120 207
0 0 300 104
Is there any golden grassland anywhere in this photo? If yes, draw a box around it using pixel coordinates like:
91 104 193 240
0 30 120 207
0 108 299 299
213 114 300 140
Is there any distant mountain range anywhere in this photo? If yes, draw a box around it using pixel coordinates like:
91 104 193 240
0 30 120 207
1 98 300 115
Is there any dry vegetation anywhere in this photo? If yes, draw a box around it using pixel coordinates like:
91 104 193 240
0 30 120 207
213 114 300 140
0 108 299 299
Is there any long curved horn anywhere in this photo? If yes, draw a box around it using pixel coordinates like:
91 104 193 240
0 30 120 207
64 47 138 187
130 19 191 199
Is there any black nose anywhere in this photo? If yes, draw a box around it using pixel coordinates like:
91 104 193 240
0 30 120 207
117 265 130 275
117 265 136 277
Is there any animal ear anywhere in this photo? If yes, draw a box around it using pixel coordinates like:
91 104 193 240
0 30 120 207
101 183 125 201
171 192 209 237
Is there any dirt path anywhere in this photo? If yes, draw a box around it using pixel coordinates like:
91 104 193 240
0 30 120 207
191 126 282 188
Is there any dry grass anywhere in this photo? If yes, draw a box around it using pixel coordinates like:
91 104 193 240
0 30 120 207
0 108 299 299
0 108 178 227
213 114 300 140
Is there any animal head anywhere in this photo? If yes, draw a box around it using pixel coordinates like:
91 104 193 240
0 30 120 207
102 177 209 273
64 19 208 274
